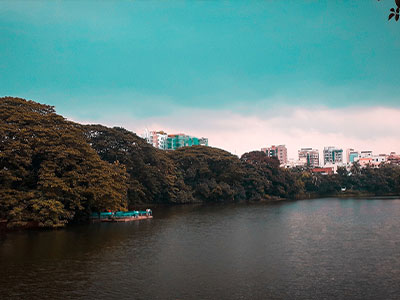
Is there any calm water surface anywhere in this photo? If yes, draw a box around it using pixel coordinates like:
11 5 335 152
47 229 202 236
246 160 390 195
1 198 400 299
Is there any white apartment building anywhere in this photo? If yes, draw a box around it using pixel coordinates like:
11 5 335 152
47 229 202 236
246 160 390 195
360 150 373 158
298 148 320 167
323 146 343 165
143 130 168 150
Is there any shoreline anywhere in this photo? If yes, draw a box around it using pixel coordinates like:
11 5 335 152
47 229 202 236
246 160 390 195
2 194 399 232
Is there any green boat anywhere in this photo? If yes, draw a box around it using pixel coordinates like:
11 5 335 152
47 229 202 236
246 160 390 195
90 209 153 222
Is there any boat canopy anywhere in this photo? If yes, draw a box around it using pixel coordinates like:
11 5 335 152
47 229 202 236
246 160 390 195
90 210 151 219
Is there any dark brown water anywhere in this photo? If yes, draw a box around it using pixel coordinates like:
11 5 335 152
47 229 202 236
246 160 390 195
1 198 400 300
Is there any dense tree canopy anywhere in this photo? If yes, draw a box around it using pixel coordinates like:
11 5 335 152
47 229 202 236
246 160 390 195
1 97 399 228
171 146 247 203
0 97 128 227
240 151 305 200
82 124 190 205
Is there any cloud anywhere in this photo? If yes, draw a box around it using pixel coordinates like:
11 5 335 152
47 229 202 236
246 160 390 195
71 105 400 159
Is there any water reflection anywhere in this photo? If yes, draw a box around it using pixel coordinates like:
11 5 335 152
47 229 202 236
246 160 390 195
1 198 400 299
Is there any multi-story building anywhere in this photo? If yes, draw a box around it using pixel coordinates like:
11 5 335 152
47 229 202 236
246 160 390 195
357 154 387 168
143 130 208 150
360 150 373 158
143 130 168 150
261 145 287 164
372 155 387 165
298 148 320 167
388 152 400 165
198 137 209 146
323 146 343 165
347 150 388 168
166 133 208 150
348 152 359 163
346 148 360 163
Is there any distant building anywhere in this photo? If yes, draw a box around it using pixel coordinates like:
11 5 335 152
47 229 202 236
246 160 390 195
360 150 373 158
388 152 400 165
324 162 347 173
198 137 209 146
143 130 168 150
348 152 359 163
323 146 343 165
372 155 387 165
312 167 334 175
143 130 208 150
298 148 319 167
261 145 287 164
166 133 208 150
357 157 372 167
346 148 359 163
283 158 302 168
357 154 387 168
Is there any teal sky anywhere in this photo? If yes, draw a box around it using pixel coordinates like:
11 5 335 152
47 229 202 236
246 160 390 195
1 1 399 123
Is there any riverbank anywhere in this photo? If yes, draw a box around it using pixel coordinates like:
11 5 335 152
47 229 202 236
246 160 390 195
3 193 400 232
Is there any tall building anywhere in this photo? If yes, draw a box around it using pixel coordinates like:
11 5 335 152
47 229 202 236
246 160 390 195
323 146 343 165
298 148 319 167
261 145 287 164
166 133 208 150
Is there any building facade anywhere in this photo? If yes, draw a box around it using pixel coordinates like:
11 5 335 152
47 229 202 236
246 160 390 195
261 145 287 164
198 137 209 146
143 130 168 150
143 130 208 150
360 150 373 158
166 133 208 150
323 146 343 165
298 148 320 167
346 148 360 163
388 152 400 165
348 151 359 163
312 167 334 175
357 154 387 168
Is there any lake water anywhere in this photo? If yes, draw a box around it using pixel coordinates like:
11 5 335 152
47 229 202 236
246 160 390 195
1 198 400 299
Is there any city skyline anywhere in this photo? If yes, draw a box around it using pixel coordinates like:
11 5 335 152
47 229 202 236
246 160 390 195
141 129 397 166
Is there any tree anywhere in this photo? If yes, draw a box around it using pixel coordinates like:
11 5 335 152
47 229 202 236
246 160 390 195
2 97 399 228
171 146 246 202
240 151 304 199
378 0 400 21
0 97 128 228
83 124 189 205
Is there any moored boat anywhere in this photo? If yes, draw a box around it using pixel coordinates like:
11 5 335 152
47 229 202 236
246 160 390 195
90 209 153 222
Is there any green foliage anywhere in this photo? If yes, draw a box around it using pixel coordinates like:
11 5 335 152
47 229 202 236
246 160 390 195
354 164 400 195
82 125 190 205
241 151 304 199
296 163 400 197
171 146 247 202
0 97 128 228
1 97 399 228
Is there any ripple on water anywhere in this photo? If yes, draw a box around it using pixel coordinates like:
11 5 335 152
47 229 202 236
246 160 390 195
1 198 400 300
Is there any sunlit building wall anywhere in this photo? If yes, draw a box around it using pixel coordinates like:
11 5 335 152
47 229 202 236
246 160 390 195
261 145 288 165
323 146 343 165
298 148 320 167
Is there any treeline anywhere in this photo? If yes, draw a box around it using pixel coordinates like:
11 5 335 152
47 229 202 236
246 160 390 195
298 163 400 197
0 97 128 228
1 97 399 228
